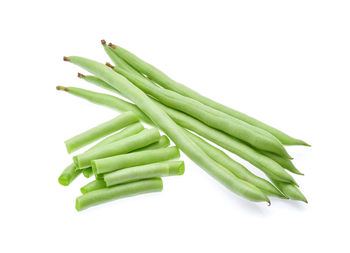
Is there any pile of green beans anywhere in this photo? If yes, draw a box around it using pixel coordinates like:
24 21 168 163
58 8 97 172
57 111 185 211
57 40 310 209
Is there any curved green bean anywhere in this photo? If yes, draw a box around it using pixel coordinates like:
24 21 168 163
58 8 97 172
64 111 139 153
65 56 270 203
57 85 295 184
80 179 106 194
108 44 309 146
104 161 184 187
111 66 290 159
76 178 163 211
58 163 81 186
74 128 160 169
92 146 180 175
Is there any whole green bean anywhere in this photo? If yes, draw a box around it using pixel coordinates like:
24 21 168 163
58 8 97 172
92 146 180 175
185 131 285 198
110 65 290 159
65 56 270 203
74 128 161 169
80 179 106 194
57 85 295 184
83 168 94 178
58 163 81 186
135 135 170 151
76 178 163 211
64 111 139 153
260 151 304 175
104 161 184 187
108 44 309 146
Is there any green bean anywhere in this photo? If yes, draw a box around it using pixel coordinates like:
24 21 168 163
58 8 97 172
63 111 139 153
82 168 94 178
268 176 307 203
76 178 163 211
108 44 309 146
58 163 81 186
260 151 304 175
57 85 295 184
92 146 180 175
65 56 270 203
78 73 117 93
80 179 106 194
185 131 285 198
110 65 290 159
73 128 161 169
104 161 184 187
135 135 170 151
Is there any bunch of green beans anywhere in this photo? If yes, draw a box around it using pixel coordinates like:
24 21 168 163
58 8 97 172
57 110 185 211
57 40 309 209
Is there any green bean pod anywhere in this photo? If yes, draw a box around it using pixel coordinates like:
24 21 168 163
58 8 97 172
268 176 307 203
92 146 180 175
259 151 304 175
76 178 163 211
185 131 285 198
64 111 139 153
82 168 94 178
58 163 81 186
80 179 107 194
74 128 161 169
58 85 295 184
104 161 185 186
65 56 270 203
113 66 290 159
135 135 170 151
109 44 309 146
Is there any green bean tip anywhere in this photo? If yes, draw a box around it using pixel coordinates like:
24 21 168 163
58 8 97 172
58 176 69 186
56 86 68 92
105 62 115 69
101 39 106 45
108 42 116 49
77 72 85 78
63 56 70 62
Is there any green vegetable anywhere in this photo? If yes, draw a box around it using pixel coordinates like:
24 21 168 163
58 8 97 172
76 178 163 211
268 176 307 203
260 151 304 175
186 131 285 198
135 135 170 151
58 163 81 186
108 43 309 146
57 85 295 184
111 65 291 159
92 146 180 175
63 111 139 153
82 168 94 178
80 179 106 194
74 128 161 169
104 161 184 186
64 56 270 203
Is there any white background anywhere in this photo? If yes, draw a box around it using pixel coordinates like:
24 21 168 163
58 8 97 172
1 1 349 252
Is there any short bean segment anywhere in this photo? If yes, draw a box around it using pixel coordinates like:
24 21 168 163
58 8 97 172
108 43 309 146
76 178 164 211
104 161 185 187
64 111 139 153
82 168 94 178
74 128 161 169
80 179 107 194
92 146 180 175
58 163 81 186
185 131 285 198
65 56 270 203
111 66 291 159
134 135 170 151
58 85 295 184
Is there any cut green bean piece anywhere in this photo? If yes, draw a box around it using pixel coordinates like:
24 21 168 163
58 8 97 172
74 128 160 169
104 161 184 187
113 66 290 159
57 86 294 184
82 168 94 178
58 163 81 186
76 178 163 211
80 179 106 194
185 131 285 198
65 56 270 203
64 111 139 153
92 146 180 175
260 151 304 175
134 135 170 151
109 44 309 146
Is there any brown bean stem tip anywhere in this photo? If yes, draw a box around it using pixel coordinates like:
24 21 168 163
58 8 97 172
101 39 106 45
108 43 116 49
63 56 70 62
77 73 85 78
105 62 114 68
